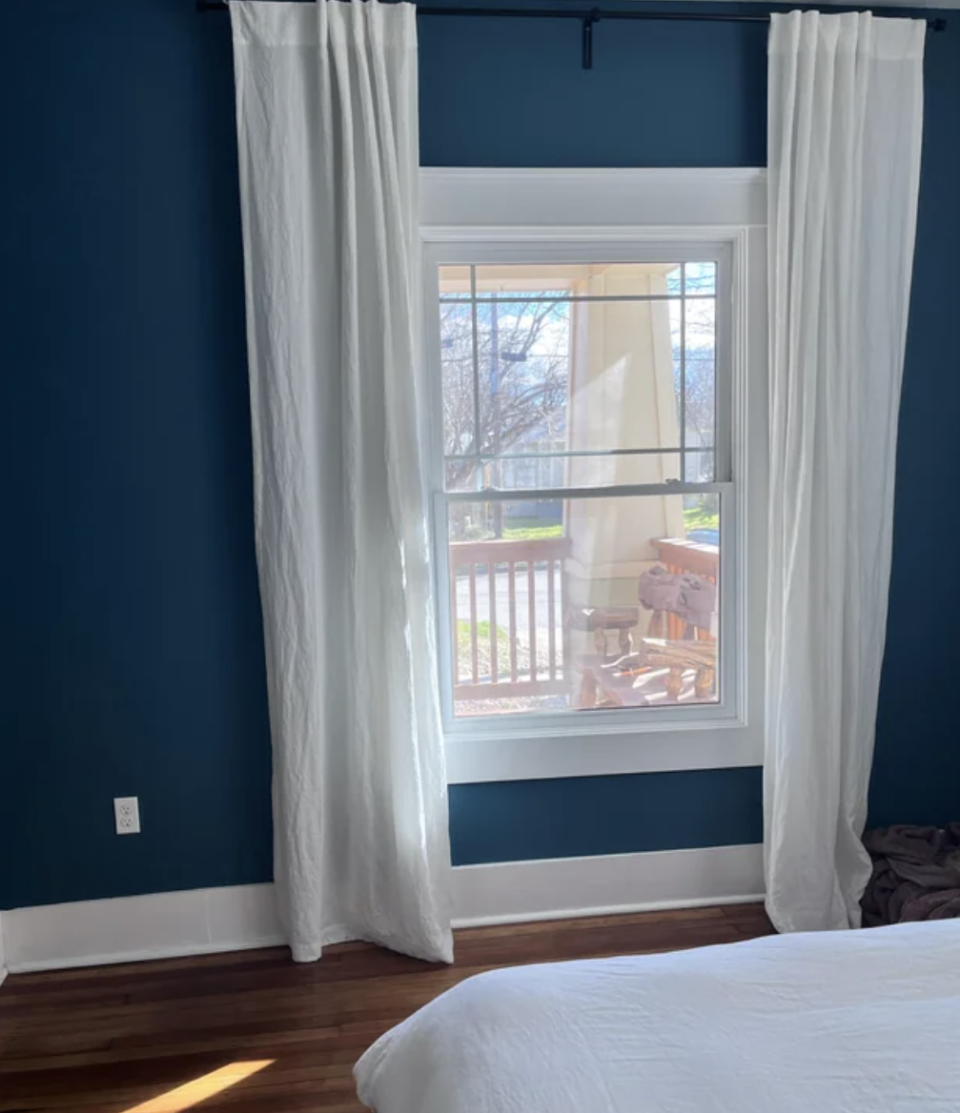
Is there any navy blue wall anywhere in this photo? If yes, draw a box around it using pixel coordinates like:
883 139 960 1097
1 1 956 910
870 28 960 827
0 0 274 909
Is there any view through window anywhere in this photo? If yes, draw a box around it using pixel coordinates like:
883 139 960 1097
436 261 726 720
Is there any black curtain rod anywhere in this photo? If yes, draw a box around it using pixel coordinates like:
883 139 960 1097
196 1 947 69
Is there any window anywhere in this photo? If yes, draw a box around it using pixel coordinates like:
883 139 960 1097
421 169 767 782
438 256 727 723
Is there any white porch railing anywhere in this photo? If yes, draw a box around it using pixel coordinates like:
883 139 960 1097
449 537 571 702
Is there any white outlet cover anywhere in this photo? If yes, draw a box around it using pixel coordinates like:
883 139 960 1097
114 796 141 835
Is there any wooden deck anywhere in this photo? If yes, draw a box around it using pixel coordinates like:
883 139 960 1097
0 903 774 1113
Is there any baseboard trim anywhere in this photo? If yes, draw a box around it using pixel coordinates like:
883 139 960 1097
1 843 763 974
450 843 764 927
1 884 285 975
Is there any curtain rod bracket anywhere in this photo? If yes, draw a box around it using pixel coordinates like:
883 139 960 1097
582 8 600 70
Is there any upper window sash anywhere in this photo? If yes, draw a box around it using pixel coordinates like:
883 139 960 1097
432 244 734 500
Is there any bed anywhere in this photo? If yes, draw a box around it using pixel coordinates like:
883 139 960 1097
354 918 960 1113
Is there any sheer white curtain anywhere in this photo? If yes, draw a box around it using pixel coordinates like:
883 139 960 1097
230 0 452 963
765 11 925 933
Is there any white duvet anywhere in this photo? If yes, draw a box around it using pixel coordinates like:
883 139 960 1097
354 918 960 1113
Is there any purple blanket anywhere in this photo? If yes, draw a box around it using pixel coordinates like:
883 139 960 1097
861 823 960 926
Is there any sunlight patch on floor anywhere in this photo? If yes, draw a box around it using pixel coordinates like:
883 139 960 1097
121 1061 275 1113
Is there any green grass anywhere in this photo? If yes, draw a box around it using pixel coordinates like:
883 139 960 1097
458 619 503 642
683 506 720 531
464 510 717 544
502 522 564 540
456 619 514 676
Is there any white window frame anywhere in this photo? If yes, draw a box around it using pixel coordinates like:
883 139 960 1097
420 169 768 784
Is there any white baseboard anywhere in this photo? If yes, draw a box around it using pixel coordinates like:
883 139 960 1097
0 843 763 975
1 884 286 974
450 843 764 927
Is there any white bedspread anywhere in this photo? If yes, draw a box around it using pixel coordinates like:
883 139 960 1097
354 919 960 1113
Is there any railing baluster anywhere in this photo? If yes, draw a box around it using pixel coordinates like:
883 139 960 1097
527 558 537 681
469 563 479 684
508 560 518 682
448 538 571 698
560 558 570 682
489 561 498 684
450 558 460 685
547 557 557 680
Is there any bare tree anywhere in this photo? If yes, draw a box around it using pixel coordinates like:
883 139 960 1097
441 290 718 519
675 296 716 483
440 298 569 493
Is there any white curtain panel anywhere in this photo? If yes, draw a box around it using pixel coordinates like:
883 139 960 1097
765 11 925 933
230 0 453 964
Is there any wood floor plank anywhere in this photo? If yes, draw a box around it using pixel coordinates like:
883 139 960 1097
0 903 773 1113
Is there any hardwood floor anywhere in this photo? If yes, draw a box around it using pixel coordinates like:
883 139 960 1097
0 903 773 1113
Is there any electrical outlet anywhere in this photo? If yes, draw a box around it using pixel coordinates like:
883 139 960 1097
114 796 141 835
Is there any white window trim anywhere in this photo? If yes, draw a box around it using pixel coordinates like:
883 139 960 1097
420 168 768 784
